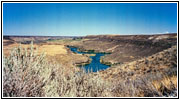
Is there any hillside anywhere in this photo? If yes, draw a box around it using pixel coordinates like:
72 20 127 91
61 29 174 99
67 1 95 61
98 45 177 96
69 33 177 65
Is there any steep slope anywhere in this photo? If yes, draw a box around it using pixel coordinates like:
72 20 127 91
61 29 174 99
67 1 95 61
100 45 177 80
99 45 177 96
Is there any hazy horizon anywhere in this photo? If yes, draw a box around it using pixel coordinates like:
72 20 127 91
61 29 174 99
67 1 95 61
3 32 177 37
3 3 177 36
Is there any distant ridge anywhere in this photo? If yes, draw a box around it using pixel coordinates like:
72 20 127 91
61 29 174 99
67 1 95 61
86 33 177 37
3 35 83 37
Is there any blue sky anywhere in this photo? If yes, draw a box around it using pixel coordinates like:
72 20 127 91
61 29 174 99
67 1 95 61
3 3 177 36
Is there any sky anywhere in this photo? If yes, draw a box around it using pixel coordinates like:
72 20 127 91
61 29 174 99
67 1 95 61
3 3 177 36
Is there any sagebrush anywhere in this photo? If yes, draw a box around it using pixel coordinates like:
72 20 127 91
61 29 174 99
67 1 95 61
3 42 177 97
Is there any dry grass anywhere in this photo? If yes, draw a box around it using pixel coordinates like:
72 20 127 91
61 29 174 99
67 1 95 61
3 42 67 57
152 75 177 93
38 45 67 56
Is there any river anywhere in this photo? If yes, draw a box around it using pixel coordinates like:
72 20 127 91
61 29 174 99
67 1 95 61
68 46 110 73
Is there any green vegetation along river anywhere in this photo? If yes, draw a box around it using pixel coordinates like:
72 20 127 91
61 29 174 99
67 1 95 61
68 46 110 72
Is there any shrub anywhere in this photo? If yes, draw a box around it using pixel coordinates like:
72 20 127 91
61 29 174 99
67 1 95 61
3 42 111 97
3 42 48 97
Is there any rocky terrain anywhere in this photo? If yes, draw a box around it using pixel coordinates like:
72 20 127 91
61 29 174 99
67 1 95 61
69 33 177 65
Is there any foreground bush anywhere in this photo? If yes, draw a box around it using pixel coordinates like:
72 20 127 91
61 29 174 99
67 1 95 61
3 42 47 96
3 42 110 97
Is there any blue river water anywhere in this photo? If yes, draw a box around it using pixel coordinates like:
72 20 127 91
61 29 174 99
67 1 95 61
68 46 110 73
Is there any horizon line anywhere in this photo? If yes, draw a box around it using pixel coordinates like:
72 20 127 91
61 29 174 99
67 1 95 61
3 33 177 37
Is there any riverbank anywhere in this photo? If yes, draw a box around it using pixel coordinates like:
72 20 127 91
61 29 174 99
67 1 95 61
67 46 111 72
